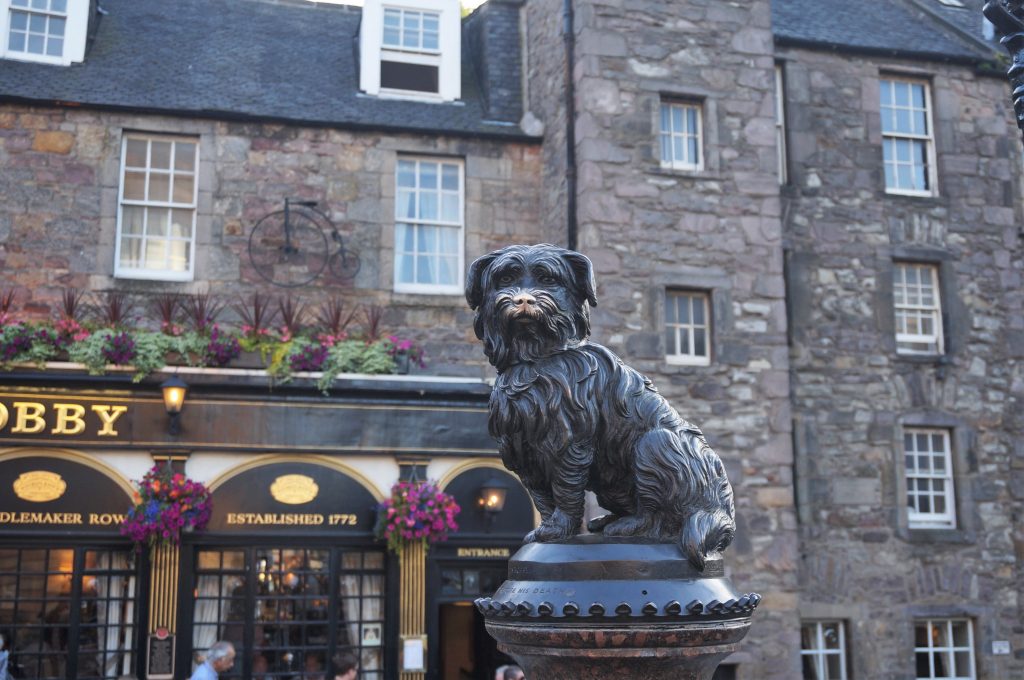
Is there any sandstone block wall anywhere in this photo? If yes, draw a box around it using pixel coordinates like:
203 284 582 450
780 47 1024 679
0 105 544 378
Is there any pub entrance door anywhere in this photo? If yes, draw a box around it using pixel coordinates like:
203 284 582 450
433 561 511 680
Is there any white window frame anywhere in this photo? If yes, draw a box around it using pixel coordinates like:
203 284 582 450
775 64 788 184
914 619 976 680
800 620 848 680
359 0 461 102
893 261 944 355
659 101 703 171
665 290 711 366
880 77 938 196
0 0 87 65
904 428 956 529
114 133 199 282
393 156 464 295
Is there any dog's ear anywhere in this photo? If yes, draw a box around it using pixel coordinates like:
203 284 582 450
562 250 598 307
465 250 501 310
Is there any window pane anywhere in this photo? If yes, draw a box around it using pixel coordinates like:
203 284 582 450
45 36 62 56
150 141 172 169
172 174 195 204
119 237 142 268
125 139 147 167
693 328 706 357
147 208 169 237
170 208 193 238
123 171 146 200
441 164 459 190
121 206 144 235
148 173 170 202
49 16 64 37
27 33 44 54
174 142 196 171
8 32 25 52
951 622 969 647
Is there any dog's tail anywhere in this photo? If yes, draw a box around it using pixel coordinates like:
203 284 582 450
678 435 736 571
680 496 736 571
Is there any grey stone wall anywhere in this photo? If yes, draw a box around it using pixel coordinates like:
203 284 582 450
0 105 544 378
525 0 801 676
780 47 1024 679
464 0 525 124
523 0 572 244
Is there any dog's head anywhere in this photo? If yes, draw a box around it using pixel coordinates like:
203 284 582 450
465 244 597 370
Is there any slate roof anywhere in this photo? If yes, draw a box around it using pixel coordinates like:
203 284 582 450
771 0 996 63
0 0 533 140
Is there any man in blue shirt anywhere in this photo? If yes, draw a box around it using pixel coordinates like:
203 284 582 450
190 641 236 680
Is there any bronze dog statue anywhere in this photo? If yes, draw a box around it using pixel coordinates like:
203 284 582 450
466 244 735 570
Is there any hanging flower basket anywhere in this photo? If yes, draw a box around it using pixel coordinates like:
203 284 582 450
120 464 212 549
374 480 460 554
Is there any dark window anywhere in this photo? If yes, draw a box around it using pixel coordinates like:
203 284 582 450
0 546 137 679
192 547 386 680
381 61 439 93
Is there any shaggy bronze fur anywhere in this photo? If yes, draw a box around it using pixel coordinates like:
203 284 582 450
466 244 735 570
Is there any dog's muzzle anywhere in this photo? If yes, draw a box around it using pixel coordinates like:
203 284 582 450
498 290 543 323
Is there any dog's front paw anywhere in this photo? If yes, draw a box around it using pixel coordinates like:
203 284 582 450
525 509 580 542
601 513 655 538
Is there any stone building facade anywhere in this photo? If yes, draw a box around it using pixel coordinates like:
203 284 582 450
0 0 1021 679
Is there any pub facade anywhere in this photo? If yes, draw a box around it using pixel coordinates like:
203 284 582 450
0 369 536 679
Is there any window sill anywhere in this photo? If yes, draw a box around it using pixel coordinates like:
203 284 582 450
665 355 711 367
894 352 950 366
647 166 725 182
903 527 973 545
882 190 943 204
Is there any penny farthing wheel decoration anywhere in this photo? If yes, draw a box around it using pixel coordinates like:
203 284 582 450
248 199 330 288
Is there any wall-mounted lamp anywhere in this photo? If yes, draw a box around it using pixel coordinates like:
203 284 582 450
478 477 508 529
161 376 188 435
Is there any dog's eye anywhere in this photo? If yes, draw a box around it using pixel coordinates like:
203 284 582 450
497 273 516 286
539 274 558 285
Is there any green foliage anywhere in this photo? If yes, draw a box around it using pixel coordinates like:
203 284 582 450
130 332 172 382
66 329 116 376
316 340 397 393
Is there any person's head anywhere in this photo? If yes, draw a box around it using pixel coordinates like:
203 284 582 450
494 665 509 680
206 641 236 673
304 653 323 672
333 652 358 680
504 665 525 680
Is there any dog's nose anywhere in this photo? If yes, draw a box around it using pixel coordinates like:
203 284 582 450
512 293 536 307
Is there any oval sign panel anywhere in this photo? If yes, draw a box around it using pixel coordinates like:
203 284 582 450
13 471 67 503
270 474 319 505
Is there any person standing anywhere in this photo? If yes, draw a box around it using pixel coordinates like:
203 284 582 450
0 632 11 680
332 652 358 680
189 641 236 680
503 665 525 680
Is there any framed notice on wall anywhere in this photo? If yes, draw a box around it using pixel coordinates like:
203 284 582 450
400 635 426 672
147 632 175 679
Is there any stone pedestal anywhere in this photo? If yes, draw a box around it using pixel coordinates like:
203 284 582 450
476 537 759 680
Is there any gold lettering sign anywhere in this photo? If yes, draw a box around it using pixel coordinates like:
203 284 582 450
0 399 129 438
13 471 67 503
456 547 511 559
270 475 319 505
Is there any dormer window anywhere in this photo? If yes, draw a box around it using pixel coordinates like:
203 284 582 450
1 0 87 65
360 0 460 101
